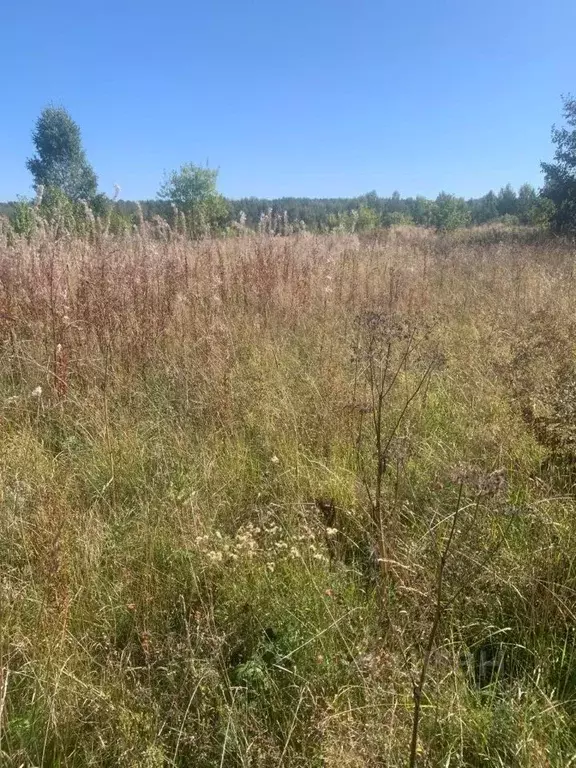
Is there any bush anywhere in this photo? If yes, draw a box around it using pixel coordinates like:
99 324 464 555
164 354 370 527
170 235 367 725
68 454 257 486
9 198 37 238
433 192 471 231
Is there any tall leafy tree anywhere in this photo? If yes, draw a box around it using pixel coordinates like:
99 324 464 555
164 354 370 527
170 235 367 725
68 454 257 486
517 183 537 224
158 163 220 208
496 184 518 217
411 196 437 227
158 162 229 234
541 95 576 232
433 192 471 231
470 191 499 225
27 106 97 201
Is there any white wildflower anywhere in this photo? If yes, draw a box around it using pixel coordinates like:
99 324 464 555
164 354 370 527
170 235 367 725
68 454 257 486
289 546 300 559
265 524 279 535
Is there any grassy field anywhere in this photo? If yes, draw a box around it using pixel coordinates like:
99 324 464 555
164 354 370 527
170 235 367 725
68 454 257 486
1 222 576 766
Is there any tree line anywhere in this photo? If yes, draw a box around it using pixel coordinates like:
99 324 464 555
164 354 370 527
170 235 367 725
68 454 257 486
2 99 576 236
103 185 549 233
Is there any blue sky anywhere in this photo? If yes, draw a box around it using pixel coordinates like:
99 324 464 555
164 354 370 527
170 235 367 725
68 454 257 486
2 0 575 201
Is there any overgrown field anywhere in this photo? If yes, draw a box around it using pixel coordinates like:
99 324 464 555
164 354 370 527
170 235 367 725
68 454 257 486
2 224 576 766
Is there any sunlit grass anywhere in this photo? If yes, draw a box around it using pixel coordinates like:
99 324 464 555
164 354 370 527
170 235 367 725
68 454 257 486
1 224 575 766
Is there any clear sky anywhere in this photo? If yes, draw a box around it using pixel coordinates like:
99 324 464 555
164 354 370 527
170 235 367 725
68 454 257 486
2 0 575 202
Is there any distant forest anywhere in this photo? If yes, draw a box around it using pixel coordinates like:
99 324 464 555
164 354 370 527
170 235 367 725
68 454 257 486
0 184 543 232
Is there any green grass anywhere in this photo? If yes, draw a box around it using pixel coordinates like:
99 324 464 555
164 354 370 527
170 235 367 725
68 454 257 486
1 226 576 765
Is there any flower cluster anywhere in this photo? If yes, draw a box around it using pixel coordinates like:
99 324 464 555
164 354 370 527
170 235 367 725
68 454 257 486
194 514 331 570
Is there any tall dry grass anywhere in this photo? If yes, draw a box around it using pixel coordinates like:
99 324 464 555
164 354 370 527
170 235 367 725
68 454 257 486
1 222 576 766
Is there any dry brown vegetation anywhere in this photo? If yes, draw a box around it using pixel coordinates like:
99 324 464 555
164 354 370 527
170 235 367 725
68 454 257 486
1 222 576 766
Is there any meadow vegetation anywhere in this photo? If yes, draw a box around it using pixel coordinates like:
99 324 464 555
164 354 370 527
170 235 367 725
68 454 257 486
1 218 576 766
